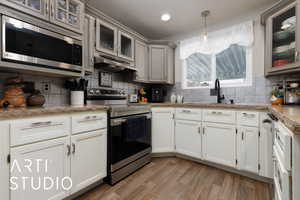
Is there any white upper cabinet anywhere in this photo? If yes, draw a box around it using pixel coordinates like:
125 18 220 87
96 19 118 56
149 45 174 84
70 129 107 194
10 137 71 200
3 0 50 20
50 0 84 34
84 14 95 74
118 30 134 61
2 0 84 33
175 120 202 159
134 40 148 82
237 126 259 174
0 122 9 200
152 108 175 153
202 123 236 168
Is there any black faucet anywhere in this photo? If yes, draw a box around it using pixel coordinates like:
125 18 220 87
215 79 225 103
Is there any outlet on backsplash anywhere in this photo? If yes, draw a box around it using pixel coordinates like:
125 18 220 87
40 82 51 94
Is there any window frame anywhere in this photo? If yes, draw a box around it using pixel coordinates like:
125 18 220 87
182 46 253 89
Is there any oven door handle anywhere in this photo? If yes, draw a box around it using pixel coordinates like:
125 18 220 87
111 119 127 126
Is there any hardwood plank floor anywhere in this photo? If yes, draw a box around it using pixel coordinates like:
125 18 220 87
76 157 273 200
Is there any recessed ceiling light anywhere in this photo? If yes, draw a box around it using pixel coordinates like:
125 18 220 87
161 13 171 22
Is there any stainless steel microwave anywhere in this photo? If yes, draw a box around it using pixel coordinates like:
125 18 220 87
2 16 83 72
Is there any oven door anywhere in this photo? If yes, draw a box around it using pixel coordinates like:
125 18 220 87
110 113 151 172
2 16 82 72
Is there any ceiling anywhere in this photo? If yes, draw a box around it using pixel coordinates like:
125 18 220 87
87 0 278 40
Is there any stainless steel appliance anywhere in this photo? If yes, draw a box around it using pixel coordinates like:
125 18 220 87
94 53 136 72
2 16 82 72
85 88 152 185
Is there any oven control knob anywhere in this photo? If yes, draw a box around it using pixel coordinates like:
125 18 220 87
95 89 100 94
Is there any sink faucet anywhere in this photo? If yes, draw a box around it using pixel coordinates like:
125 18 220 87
215 79 225 103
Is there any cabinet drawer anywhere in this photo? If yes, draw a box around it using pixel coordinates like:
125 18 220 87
11 116 70 146
274 121 292 171
203 109 236 124
175 108 202 121
237 111 259 127
72 112 107 134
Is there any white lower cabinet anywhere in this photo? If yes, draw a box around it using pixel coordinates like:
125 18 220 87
152 108 175 153
175 120 202 159
259 113 273 178
10 137 70 200
70 129 107 194
7 112 108 200
202 123 236 168
0 122 9 200
237 126 259 174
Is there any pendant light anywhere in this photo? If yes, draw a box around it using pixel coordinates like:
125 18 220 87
201 10 210 41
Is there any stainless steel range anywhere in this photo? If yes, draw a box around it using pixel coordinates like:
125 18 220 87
85 88 152 185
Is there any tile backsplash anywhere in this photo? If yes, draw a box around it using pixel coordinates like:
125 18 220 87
165 75 298 104
0 69 298 106
0 69 146 106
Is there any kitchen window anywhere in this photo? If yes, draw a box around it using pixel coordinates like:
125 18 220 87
181 21 253 89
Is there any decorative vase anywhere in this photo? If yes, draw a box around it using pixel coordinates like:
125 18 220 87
27 90 46 107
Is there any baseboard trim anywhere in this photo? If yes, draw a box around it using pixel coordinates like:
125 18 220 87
151 152 273 184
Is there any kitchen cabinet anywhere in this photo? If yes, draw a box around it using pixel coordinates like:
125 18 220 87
2 0 84 33
118 30 135 61
152 108 175 153
10 137 70 200
134 40 148 82
50 0 84 34
237 126 259 174
264 0 300 75
175 120 202 159
149 45 174 84
202 123 236 168
2 0 50 21
0 122 9 200
84 14 95 74
95 19 135 62
259 113 273 178
96 18 118 56
70 129 107 194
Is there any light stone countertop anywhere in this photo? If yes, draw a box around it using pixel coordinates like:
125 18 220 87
2 103 300 135
151 103 269 111
0 105 109 120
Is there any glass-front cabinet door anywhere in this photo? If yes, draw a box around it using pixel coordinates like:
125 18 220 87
96 19 118 56
266 2 300 74
50 0 84 33
3 0 50 20
118 31 135 61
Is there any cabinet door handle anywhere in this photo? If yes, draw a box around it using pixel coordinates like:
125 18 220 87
67 145 71 156
198 127 201 134
72 143 76 154
242 132 244 140
91 57 94 65
50 2 54 17
203 127 205 135
45 1 49 15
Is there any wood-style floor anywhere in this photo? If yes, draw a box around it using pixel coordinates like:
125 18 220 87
76 157 273 200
